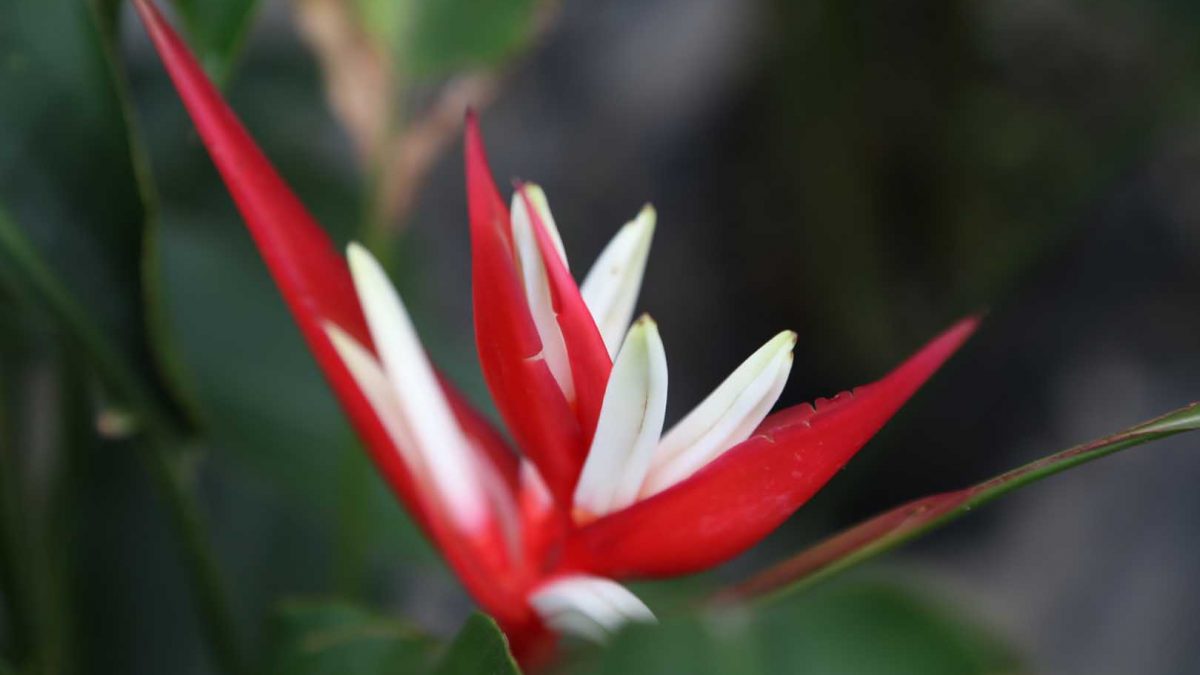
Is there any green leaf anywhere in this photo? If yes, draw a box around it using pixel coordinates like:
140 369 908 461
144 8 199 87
0 0 185 433
718 402 1200 604
431 613 520 675
575 580 1017 675
268 599 435 675
410 0 538 75
354 0 540 76
169 0 262 84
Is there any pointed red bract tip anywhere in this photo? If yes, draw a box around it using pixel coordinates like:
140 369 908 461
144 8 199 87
563 317 980 578
464 113 510 246
133 0 368 342
464 118 585 506
134 0 536 623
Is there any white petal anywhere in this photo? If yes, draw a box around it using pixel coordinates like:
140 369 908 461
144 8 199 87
324 323 420 470
517 184 568 267
529 575 655 643
346 243 486 530
519 459 553 512
640 331 796 498
511 185 574 400
580 206 655 357
573 316 668 517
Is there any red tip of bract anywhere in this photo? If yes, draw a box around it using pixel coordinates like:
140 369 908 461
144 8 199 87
564 317 979 578
515 185 612 444
132 0 429 518
135 0 531 623
465 118 585 505
133 0 369 346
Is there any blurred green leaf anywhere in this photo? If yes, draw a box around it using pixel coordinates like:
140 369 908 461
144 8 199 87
431 613 520 675
353 0 539 76
406 0 539 75
720 402 1200 604
574 580 1016 675
0 0 185 432
169 0 262 84
268 599 435 674
0 7 252 671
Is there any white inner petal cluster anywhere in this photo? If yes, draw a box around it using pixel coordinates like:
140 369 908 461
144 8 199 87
506 184 795 521
327 186 795 640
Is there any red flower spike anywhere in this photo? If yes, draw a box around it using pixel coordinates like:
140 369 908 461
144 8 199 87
138 0 980 656
563 317 979 577
131 0 531 628
465 116 585 504
515 183 613 450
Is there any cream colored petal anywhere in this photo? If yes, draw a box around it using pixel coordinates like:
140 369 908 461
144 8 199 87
529 575 655 643
519 184 568 267
346 243 486 530
511 185 574 400
324 323 419 470
640 331 795 498
573 316 668 517
519 459 553 512
580 206 655 357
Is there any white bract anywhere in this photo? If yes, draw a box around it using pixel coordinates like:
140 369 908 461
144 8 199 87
511 186 575 400
529 575 656 643
328 186 795 642
573 316 669 517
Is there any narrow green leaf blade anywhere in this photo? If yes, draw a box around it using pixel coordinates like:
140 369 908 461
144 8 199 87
0 0 185 432
719 401 1200 604
431 613 520 675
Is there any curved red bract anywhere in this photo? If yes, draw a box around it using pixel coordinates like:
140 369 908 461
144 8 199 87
564 318 978 577
130 0 534 629
465 119 587 506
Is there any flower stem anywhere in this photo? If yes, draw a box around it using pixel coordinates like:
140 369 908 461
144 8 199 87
0 207 246 675
134 432 248 675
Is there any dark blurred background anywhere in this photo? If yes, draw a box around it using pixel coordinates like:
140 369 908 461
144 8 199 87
2 0 1200 673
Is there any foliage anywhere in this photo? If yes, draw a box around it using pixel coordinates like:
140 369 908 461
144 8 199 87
570 580 1017 675
169 0 261 83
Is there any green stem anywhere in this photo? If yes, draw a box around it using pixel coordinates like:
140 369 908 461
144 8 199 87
134 436 248 675
0 208 247 674
0 328 81 674
357 151 401 271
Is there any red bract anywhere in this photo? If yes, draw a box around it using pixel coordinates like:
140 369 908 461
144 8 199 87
134 0 976 661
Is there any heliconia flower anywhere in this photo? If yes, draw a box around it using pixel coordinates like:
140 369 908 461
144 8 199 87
133 0 978 661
